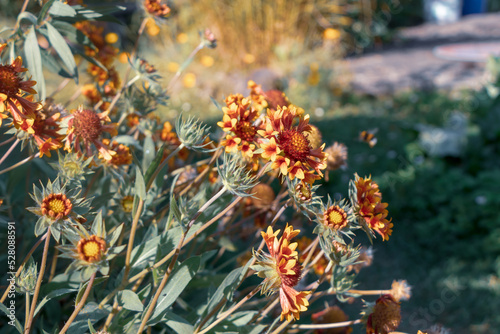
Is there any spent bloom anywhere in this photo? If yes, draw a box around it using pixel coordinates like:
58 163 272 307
144 0 171 17
366 294 401 334
252 224 311 321
63 107 117 160
311 305 352 334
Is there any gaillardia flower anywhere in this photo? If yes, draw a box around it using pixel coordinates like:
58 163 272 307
63 106 117 160
259 105 327 184
252 224 311 321
27 177 92 242
58 213 125 278
351 174 393 241
0 47 38 118
365 294 401 334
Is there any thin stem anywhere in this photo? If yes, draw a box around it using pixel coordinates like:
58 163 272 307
24 293 30 330
48 246 59 282
290 319 362 330
196 286 261 334
137 186 228 332
167 42 204 92
24 228 51 334
106 17 148 114
1 233 47 304
98 195 244 310
0 138 20 167
0 153 38 175
123 198 144 280
0 136 15 147
59 272 97 334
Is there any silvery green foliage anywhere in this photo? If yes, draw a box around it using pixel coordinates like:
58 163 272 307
49 152 94 186
217 152 258 197
175 114 213 152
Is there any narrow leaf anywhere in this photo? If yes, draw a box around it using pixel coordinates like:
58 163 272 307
46 22 78 82
147 256 201 325
118 290 144 312
135 166 146 200
49 1 77 17
24 26 45 100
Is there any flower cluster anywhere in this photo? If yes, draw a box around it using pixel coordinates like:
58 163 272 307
252 225 311 321
351 174 393 241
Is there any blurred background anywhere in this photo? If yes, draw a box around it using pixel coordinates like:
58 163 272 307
1 0 500 332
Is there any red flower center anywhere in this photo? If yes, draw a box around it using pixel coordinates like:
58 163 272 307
0 64 22 96
278 130 311 162
235 121 256 142
73 109 103 141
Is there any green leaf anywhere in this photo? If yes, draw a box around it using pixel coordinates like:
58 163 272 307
146 256 201 325
75 276 107 305
40 48 73 78
38 0 56 24
144 143 166 188
46 22 78 82
50 20 95 49
48 1 77 17
24 26 45 100
162 311 194 334
18 12 38 25
142 133 155 173
88 319 97 333
135 166 146 200
130 236 161 269
118 290 144 312
0 302 23 333
34 288 77 316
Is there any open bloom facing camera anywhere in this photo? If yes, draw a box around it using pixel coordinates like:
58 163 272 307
252 224 311 321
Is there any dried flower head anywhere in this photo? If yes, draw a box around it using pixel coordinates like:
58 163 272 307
390 280 411 302
305 125 323 149
63 107 117 160
312 305 352 334
251 184 275 209
325 142 348 171
366 295 401 334
252 224 311 321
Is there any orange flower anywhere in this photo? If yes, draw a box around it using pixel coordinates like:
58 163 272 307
354 175 393 241
13 99 64 157
77 235 107 263
41 193 72 220
64 107 117 160
259 105 327 183
100 139 132 166
253 225 311 321
144 0 171 17
323 205 349 230
221 134 241 153
0 56 38 118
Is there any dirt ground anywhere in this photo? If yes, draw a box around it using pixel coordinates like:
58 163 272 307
347 13 500 95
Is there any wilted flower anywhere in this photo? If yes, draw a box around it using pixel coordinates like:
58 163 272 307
325 142 348 171
252 224 311 321
251 184 275 209
351 174 393 241
390 280 411 302
305 125 323 149
202 28 217 48
366 295 401 334
63 107 117 160
311 305 352 334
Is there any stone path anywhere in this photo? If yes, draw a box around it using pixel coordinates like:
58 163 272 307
346 13 500 95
